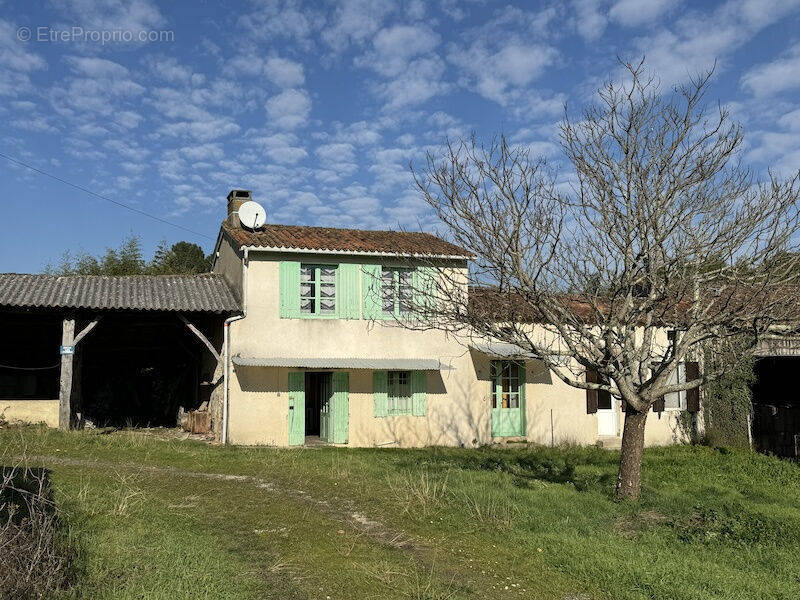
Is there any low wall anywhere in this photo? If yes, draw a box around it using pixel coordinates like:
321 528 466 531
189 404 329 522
0 399 60 427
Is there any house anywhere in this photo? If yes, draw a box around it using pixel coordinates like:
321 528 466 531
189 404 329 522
212 190 695 447
0 189 703 447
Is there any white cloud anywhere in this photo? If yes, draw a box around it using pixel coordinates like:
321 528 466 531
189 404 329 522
237 0 324 49
609 0 672 27
572 0 608 41
11 115 57 133
158 118 241 141
315 142 357 177
318 121 383 146
104 139 150 161
0 20 46 72
75 122 108 136
66 56 129 78
0 19 46 96
114 110 142 129
375 57 450 111
58 0 165 33
357 24 440 77
253 133 308 164
181 143 224 161
225 54 265 77
265 88 311 129
322 0 395 51
264 57 305 88
741 43 800 98
449 39 558 105
147 57 198 84
778 108 800 131
629 0 800 87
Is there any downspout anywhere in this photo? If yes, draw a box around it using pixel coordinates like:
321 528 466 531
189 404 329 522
222 247 248 445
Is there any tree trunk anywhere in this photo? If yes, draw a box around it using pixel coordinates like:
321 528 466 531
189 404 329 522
615 405 648 500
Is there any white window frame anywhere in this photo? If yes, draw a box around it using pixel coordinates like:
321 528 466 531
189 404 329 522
664 362 686 411
490 360 521 409
387 370 412 415
381 267 413 317
300 264 337 317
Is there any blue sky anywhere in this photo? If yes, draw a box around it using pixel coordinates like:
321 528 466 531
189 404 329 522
2 0 800 272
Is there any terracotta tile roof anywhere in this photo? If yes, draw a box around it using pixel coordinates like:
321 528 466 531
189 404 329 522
222 221 472 258
0 273 241 313
468 287 688 325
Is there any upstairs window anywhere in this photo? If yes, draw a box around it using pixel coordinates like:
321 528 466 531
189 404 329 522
381 267 413 317
300 264 337 316
387 370 412 415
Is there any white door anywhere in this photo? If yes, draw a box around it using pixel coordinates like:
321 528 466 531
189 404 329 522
597 397 618 436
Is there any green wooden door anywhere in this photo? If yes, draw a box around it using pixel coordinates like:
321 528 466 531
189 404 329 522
288 371 305 446
320 374 332 442
332 372 349 444
490 361 525 437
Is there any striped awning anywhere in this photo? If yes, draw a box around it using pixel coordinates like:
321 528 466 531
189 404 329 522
232 356 450 370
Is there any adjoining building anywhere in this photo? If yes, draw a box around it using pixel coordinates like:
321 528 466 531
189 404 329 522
0 273 238 429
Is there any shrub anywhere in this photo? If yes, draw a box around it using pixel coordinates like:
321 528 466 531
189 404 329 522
700 337 756 448
0 466 76 599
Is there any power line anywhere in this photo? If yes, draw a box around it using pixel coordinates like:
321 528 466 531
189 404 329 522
0 151 215 241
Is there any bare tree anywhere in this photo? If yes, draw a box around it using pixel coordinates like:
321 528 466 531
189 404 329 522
411 60 800 500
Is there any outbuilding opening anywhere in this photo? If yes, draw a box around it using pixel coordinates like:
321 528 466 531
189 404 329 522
77 312 220 428
752 356 800 457
0 273 240 434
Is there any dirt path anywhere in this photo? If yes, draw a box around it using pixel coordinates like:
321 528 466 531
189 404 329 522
12 454 417 551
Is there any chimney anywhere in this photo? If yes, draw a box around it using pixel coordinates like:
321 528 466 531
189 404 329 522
227 189 252 227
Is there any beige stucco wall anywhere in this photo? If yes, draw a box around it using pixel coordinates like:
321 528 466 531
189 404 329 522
219 241 695 448
0 400 59 427
213 233 244 296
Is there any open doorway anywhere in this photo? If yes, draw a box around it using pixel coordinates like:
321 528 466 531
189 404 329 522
304 372 332 440
752 356 800 457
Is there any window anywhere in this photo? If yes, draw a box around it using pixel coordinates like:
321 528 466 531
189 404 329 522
300 264 337 316
664 362 686 410
490 361 521 409
381 267 413 316
387 370 412 415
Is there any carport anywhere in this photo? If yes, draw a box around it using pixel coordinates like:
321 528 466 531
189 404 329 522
0 273 240 431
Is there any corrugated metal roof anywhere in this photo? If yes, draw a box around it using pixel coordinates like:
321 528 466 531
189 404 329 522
0 273 241 313
222 221 472 258
470 342 535 358
232 356 450 370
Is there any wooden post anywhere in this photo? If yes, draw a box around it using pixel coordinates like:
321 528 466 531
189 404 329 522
58 317 75 430
178 314 220 361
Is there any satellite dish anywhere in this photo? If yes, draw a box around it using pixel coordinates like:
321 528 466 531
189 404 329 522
237 200 266 230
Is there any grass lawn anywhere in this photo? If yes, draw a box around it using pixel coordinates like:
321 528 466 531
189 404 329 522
1 426 799 599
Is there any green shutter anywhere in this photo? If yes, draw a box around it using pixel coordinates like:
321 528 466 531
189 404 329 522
332 372 349 443
279 261 301 319
288 371 305 446
362 264 382 320
373 370 388 417
411 371 427 416
338 263 361 319
413 267 435 319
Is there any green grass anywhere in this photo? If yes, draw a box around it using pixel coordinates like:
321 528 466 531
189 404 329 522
2 426 799 599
